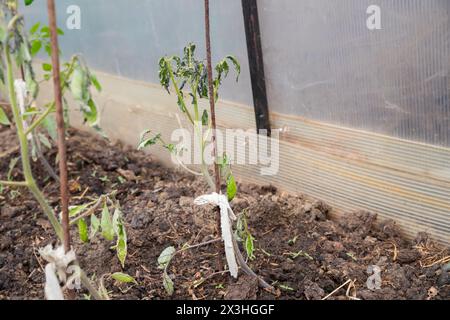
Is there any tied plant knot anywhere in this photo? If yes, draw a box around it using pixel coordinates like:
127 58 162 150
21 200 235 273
39 244 79 300
194 192 239 278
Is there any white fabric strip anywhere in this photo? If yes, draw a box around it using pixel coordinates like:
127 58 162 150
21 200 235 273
194 193 238 278
39 245 78 300
44 263 65 300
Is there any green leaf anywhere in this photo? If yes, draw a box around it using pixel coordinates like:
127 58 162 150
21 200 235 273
116 229 127 268
112 207 127 268
78 218 89 243
29 22 41 35
69 203 90 217
24 0 34 6
163 272 174 296
70 64 87 102
30 40 42 57
279 284 295 292
90 74 102 92
226 174 237 202
0 107 10 125
111 272 136 284
42 63 52 72
217 153 231 178
41 26 50 37
157 246 176 269
226 55 241 81
84 99 98 126
112 207 122 234
100 204 114 241
38 133 52 149
42 114 57 141
138 131 162 150
245 235 255 260
90 214 100 238
44 43 52 56
201 110 209 126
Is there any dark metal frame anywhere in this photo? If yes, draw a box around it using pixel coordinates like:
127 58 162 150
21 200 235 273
241 0 271 136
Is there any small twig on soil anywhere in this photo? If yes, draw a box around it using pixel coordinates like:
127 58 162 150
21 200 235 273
191 270 230 288
0 180 28 187
261 227 277 237
422 256 450 268
32 246 46 272
69 195 105 225
390 241 398 262
0 146 19 159
73 187 90 200
322 279 352 300
345 279 361 301
180 238 222 252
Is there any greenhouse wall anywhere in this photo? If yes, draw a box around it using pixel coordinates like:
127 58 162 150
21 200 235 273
24 1 450 245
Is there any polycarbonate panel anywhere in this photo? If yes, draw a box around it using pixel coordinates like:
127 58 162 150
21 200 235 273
258 0 450 147
22 0 253 106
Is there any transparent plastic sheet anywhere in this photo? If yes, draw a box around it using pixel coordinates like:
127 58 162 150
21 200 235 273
22 0 253 106
258 0 450 147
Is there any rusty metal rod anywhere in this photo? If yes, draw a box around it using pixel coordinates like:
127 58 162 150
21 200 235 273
47 0 71 253
204 0 221 195
204 0 224 272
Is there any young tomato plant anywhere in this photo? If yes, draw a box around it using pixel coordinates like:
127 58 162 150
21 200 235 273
140 43 271 295
0 1 124 299
68 192 128 268
1 1 103 184
235 209 256 261
139 43 240 193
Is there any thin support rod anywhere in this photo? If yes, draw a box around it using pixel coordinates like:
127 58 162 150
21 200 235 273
47 0 71 254
204 0 224 272
204 0 221 194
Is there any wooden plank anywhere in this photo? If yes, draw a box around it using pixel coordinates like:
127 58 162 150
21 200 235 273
241 0 271 136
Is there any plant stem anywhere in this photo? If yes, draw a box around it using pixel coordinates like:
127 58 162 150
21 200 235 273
47 0 71 254
69 196 104 225
232 236 273 290
25 102 55 136
5 18 64 240
79 269 104 300
167 62 195 125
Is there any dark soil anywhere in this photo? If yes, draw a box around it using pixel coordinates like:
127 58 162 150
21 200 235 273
0 125 449 300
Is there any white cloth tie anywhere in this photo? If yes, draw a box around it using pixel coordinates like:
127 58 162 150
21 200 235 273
194 193 238 278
